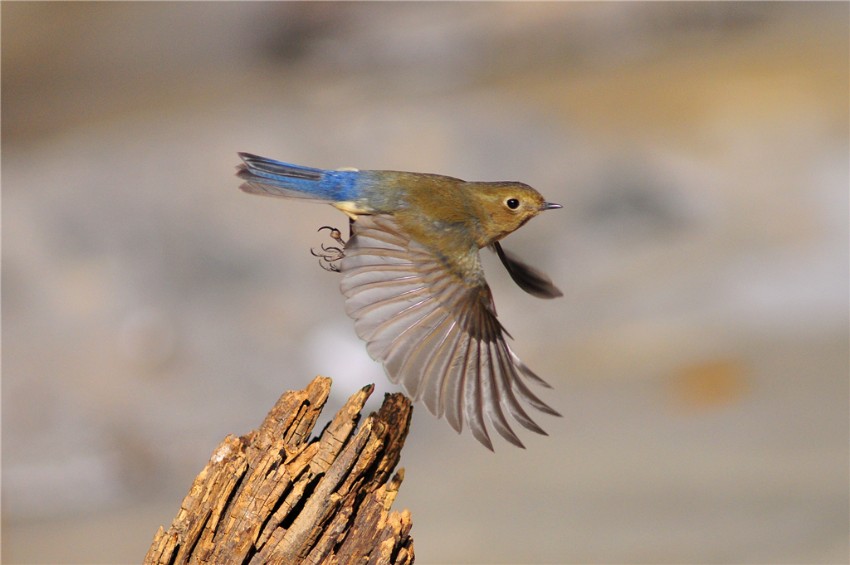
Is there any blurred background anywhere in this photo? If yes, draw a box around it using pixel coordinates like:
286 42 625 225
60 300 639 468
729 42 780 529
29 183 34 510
3 3 848 563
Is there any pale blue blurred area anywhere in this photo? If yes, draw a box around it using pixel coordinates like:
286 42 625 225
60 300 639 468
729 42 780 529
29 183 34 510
2 3 848 563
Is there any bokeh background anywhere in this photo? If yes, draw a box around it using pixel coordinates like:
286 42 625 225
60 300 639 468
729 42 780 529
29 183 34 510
3 3 848 563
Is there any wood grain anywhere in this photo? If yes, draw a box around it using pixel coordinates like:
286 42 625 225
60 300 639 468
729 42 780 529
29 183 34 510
144 377 414 564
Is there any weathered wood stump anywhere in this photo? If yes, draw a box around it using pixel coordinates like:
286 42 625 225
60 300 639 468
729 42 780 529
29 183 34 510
144 376 414 564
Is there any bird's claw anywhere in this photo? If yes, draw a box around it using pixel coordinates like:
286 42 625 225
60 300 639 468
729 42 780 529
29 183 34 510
311 244 344 271
318 225 346 246
312 226 347 271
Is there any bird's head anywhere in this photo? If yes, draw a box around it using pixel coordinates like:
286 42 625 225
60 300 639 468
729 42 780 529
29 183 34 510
470 182 561 243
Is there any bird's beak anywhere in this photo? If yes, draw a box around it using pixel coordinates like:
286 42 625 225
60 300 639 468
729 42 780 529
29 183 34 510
541 202 562 211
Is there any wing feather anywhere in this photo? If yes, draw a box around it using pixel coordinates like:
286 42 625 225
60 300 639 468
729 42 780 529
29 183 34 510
443 334 470 434
340 214 559 448
494 343 549 435
383 302 449 390
483 341 525 448
465 339 493 450
395 312 454 399
420 319 462 417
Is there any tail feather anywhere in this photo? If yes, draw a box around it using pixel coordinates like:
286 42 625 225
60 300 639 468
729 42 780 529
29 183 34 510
237 153 356 202
238 152 324 181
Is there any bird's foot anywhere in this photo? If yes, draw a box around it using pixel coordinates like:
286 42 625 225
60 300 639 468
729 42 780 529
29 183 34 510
311 226 346 272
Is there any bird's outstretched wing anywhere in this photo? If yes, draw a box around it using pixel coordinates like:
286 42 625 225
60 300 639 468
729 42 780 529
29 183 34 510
491 241 563 299
339 214 560 450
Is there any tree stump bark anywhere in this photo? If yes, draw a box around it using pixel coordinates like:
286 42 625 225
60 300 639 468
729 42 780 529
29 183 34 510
144 376 414 564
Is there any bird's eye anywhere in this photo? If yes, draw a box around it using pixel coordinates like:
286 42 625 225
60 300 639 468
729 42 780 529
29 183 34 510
505 198 520 210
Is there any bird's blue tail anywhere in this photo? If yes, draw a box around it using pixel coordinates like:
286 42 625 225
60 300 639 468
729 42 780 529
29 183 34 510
237 153 358 202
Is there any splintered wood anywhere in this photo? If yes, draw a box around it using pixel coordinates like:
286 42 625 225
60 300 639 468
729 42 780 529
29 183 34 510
145 377 414 564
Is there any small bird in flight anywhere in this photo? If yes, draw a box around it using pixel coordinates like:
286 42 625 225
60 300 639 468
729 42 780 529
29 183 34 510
237 152 562 450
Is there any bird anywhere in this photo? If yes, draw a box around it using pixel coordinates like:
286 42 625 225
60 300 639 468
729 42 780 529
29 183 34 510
237 152 563 450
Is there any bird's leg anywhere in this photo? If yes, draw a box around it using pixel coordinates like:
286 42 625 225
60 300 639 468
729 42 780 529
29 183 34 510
311 225 347 272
